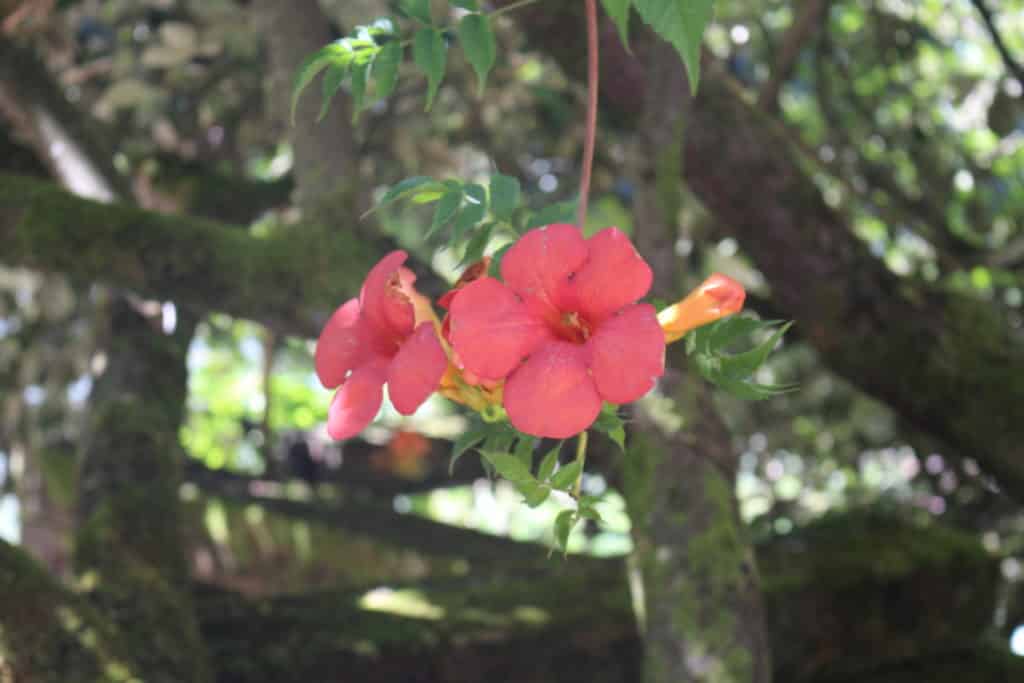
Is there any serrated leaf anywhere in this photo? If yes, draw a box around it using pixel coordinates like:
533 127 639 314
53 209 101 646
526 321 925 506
516 480 550 508
633 0 715 94
703 316 778 353
292 43 350 124
373 41 402 100
413 27 447 110
537 441 562 482
350 61 369 120
482 451 535 483
720 322 792 380
489 174 521 221
714 377 798 400
450 424 489 475
601 0 632 49
458 14 497 96
398 0 433 23
554 510 577 552
428 188 464 238
550 460 583 492
317 61 349 122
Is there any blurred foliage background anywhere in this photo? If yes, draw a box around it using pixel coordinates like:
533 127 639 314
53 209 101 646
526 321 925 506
1 0 1024 681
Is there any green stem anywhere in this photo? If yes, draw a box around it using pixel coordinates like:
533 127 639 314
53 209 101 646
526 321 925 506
491 0 543 18
577 0 599 228
573 430 589 499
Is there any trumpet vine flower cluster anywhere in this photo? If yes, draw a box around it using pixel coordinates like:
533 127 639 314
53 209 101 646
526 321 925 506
315 224 745 440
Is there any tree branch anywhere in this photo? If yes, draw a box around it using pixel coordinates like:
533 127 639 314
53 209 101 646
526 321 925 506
970 0 1024 86
0 171 378 337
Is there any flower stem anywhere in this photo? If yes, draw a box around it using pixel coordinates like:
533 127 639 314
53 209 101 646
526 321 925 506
577 0 599 229
491 0 542 18
572 429 589 499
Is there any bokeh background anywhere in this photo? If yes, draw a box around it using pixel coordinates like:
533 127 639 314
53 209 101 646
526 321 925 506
2 1 1024 681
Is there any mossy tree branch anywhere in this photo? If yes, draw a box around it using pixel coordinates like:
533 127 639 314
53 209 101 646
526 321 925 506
0 171 379 337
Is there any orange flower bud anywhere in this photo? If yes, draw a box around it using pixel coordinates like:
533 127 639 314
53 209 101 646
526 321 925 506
658 273 746 343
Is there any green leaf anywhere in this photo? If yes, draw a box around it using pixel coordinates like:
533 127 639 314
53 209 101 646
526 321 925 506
592 407 626 451
450 0 479 9
488 242 514 278
398 0 433 23
452 183 488 243
380 176 434 203
349 61 369 120
317 61 349 122
482 451 535 483
450 424 489 475
292 43 350 124
704 316 777 353
489 174 521 221
373 41 403 100
578 495 604 522
516 480 551 508
633 0 715 93
458 14 497 96
713 376 798 400
537 441 563 481
525 200 577 229
553 510 577 552
483 430 515 457
459 221 495 266
720 322 792 380
413 28 447 110
601 0 632 49
550 460 583 492
428 187 464 238
513 436 537 471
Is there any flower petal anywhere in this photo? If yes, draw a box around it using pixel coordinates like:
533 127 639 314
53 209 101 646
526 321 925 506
315 298 370 389
659 273 747 343
566 227 652 323
500 224 587 324
504 341 602 438
387 323 448 415
327 364 387 440
448 277 552 381
588 304 665 404
360 250 415 342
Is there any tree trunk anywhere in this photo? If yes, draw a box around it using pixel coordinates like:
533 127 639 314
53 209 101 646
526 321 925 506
73 298 212 682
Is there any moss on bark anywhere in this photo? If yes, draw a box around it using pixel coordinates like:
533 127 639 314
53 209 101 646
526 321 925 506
0 172 378 338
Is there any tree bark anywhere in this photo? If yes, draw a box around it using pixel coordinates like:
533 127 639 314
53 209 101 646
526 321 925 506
73 297 212 682
623 40 771 682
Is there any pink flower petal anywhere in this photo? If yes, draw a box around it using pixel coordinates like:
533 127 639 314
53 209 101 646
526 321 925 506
315 298 370 389
566 227 652 324
360 250 415 342
588 304 665 404
327 364 387 440
387 323 448 415
500 224 587 325
504 341 602 438
448 277 552 381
